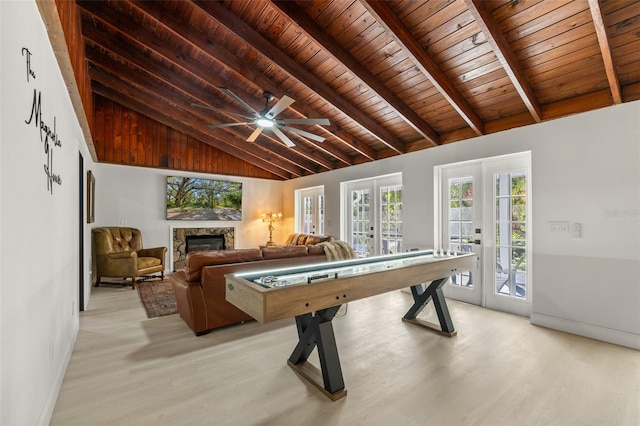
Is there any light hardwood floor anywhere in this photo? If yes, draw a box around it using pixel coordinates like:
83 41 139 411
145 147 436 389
52 285 640 425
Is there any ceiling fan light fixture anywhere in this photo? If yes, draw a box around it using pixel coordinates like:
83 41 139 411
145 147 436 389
256 118 274 128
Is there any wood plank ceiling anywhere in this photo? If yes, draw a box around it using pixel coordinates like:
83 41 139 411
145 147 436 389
67 0 640 180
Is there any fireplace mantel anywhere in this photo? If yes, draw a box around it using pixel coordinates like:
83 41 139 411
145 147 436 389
170 226 235 271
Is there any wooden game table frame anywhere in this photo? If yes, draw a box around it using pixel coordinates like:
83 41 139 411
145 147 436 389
226 250 476 400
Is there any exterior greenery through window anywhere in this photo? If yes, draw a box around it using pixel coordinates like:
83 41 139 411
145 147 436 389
380 185 402 254
350 188 370 257
448 177 473 288
495 170 527 298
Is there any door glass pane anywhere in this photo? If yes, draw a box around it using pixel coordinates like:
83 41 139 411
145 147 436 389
303 195 313 234
448 177 473 288
296 188 324 235
380 185 402 255
495 171 527 299
351 188 371 258
318 195 325 235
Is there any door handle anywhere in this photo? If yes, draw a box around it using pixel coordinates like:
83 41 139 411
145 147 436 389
474 239 481 244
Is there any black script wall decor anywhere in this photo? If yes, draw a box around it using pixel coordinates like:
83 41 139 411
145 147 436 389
22 47 63 195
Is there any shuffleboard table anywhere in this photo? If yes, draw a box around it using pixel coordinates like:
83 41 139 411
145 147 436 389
225 249 476 400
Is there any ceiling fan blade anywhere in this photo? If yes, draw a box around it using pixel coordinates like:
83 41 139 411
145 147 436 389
247 126 264 142
280 118 330 126
191 103 254 120
265 95 295 119
219 87 259 116
207 122 251 128
280 125 325 142
272 126 296 147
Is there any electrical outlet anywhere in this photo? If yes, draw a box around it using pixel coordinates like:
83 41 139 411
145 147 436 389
548 221 569 233
571 223 582 238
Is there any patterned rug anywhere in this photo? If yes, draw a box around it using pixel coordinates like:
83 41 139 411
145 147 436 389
136 278 178 318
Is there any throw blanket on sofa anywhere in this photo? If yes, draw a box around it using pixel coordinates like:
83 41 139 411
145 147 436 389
318 241 355 261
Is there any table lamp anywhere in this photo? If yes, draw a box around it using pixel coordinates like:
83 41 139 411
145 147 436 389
261 212 282 246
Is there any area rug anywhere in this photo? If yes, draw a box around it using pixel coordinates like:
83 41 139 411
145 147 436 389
136 278 178 318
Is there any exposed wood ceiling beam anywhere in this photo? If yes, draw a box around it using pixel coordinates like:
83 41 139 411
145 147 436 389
189 0 406 155
362 0 485 136
126 1 368 165
78 2 353 169
271 0 440 147
91 78 295 179
82 38 332 174
465 0 543 122
588 0 622 104
87 48 327 173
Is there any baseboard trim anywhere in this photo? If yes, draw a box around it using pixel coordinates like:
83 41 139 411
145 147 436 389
38 323 79 425
530 313 640 350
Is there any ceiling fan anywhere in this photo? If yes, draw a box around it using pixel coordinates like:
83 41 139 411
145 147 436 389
192 88 330 147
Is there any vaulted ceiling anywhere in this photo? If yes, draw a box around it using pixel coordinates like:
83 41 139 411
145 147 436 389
61 0 640 179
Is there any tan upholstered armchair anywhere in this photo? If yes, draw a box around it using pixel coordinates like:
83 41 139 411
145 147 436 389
93 227 167 289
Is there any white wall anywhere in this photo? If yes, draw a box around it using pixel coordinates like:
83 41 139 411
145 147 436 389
93 163 284 263
1 1 95 424
282 102 640 349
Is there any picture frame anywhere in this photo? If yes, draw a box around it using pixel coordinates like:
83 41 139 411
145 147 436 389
166 176 242 221
87 170 95 223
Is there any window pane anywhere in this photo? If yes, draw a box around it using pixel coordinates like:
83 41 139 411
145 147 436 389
511 173 526 195
461 206 473 220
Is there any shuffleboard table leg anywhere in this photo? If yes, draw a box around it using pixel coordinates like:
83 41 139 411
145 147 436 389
403 277 457 337
287 305 347 400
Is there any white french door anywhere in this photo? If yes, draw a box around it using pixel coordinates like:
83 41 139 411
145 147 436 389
439 164 483 306
295 186 325 235
436 153 531 317
343 173 402 257
483 156 531 316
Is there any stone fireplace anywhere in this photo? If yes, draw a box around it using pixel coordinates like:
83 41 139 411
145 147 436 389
171 227 234 271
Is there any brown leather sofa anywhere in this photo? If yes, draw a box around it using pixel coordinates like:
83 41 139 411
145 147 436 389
170 245 328 335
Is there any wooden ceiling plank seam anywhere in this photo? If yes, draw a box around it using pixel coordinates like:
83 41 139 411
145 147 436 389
362 0 485 136
491 0 545 26
526 52 607 88
85 1 352 169
89 67 305 178
510 16 597 58
82 26 328 174
86 52 325 175
465 0 543 122
124 0 358 167
605 1 640 38
91 81 300 178
92 81 293 179
588 0 623 104
503 1 589 44
190 0 407 154
521 40 601 75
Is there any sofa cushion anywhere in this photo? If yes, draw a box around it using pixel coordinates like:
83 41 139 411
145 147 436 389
261 245 309 259
283 233 333 246
307 244 325 256
185 249 263 281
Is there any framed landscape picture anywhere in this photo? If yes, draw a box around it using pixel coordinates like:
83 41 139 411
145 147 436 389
166 176 242 221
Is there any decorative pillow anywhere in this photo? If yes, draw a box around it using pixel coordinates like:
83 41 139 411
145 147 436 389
284 233 333 246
